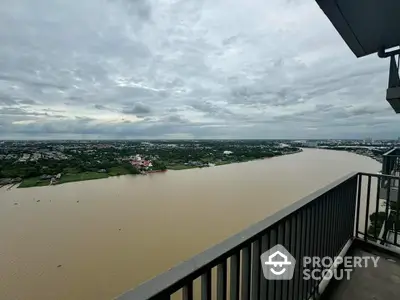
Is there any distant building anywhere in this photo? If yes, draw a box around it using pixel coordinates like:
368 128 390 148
18 153 31 162
223 151 233 155
305 141 318 147
364 137 373 144
130 156 153 170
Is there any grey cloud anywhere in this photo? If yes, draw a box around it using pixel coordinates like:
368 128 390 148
190 101 234 119
0 107 30 116
122 103 152 116
94 104 107 110
165 115 188 123
0 74 68 90
19 99 37 105
0 97 17 105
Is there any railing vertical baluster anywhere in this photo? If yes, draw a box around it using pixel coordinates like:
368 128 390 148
374 177 381 239
350 176 358 239
311 202 318 297
250 240 260 300
275 224 284 300
292 213 301 300
326 191 333 258
321 194 328 263
342 182 346 244
305 206 312 299
201 270 211 300
348 179 354 238
364 176 372 240
332 186 338 252
335 186 341 252
395 177 400 246
355 174 362 237
217 262 227 300
230 253 240 300
241 246 251 300
183 282 193 300
268 228 277 300
317 196 324 295
298 209 306 300
338 183 345 248
259 234 268 299
347 179 354 239
332 188 338 254
288 215 296 300
383 178 392 245
282 220 290 300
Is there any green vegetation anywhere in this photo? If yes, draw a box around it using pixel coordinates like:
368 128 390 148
59 172 109 184
167 164 196 170
152 160 167 170
1 140 301 188
367 211 387 236
18 177 50 188
367 209 400 240
17 165 140 188
108 166 130 176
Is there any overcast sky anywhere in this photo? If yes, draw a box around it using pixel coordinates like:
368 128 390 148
0 0 398 140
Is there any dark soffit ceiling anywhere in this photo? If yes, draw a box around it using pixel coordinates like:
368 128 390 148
316 0 400 57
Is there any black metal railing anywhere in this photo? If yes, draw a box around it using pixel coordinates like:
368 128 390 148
116 172 400 300
117 173 358 300
379 149 400 205
382 148 400 184
357 172 400 249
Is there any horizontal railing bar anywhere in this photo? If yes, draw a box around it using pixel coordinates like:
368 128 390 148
383 148 400 156
359 172 400 179
357 231 400 247
352 238 400 259
116 172 359 300
383 154 400 158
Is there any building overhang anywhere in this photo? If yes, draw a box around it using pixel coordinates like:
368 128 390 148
316 0 400 112
316 0 400 58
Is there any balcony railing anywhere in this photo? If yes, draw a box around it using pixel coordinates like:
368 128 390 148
380 148 400 200
116 172 400 300
382 148 400 177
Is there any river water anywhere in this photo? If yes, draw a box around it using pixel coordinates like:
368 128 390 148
0 149 380 300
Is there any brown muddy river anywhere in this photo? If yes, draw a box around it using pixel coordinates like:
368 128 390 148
0 149 380 300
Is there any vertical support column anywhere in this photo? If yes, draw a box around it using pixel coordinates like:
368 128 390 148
388 54 400 89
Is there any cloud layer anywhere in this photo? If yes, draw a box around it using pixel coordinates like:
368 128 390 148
0 0 398 139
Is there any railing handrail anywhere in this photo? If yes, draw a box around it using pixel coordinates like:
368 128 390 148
383 147 400 156
359 171 400 180
115 171 358 300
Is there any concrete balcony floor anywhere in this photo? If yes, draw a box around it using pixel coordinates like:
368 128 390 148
322 241 400 300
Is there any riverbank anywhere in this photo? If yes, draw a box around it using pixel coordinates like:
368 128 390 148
167 161 229 170
16 149 303 188
317 146 384 164
18 172 109 188
17 166 136 188
167 150 302 170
